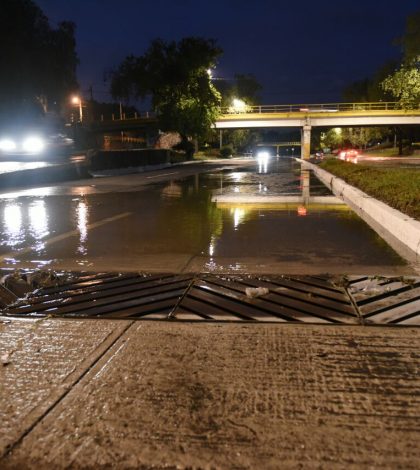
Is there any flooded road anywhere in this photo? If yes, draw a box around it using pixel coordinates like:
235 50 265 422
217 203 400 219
0 158 413 275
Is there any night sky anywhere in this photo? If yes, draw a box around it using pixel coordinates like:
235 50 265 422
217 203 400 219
36 0 418 108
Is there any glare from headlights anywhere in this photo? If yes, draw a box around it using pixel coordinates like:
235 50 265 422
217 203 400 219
257 151 270 159
256 151 269 173
23 136 45 154
0 139 17 152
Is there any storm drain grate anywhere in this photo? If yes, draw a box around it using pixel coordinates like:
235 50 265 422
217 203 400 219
4 273 194 320
175 275 358 323
347 276 420 325
2 272 419 325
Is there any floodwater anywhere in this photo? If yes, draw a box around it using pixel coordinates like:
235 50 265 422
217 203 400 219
0 158 412 275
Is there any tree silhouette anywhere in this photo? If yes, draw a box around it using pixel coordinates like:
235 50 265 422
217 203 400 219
0 0 78 120
111 37 222 158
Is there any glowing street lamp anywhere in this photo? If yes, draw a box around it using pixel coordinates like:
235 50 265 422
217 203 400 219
71 95 83 122
231 98 247 113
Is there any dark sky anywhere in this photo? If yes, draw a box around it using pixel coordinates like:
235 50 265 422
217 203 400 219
37 0 418 107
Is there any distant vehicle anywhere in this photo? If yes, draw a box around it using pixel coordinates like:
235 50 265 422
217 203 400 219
338 149 359 162
311 151 324 163
0 130 74 159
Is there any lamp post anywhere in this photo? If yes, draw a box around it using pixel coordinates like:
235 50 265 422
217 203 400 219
71 95 83 123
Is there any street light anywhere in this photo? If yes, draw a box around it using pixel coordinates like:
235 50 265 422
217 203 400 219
71 95 83 122
231 98 247 113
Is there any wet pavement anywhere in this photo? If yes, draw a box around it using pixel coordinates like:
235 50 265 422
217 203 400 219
1 319 419 469
0 158 413 275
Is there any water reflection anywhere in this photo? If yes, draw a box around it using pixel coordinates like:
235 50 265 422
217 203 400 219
232 207 246 229
257 152 269 174
3 203 23 247
0 187 54 199
161 181 182 199
0 159 406 274
208 235 216 256
76 200 89 255
29 200 49 251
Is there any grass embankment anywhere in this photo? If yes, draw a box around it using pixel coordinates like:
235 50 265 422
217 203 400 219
320 159 420 220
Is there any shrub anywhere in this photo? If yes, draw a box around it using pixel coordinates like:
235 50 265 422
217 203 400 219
220 145 234 158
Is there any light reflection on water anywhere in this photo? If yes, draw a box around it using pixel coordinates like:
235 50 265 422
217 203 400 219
29 200 49 252
3 203 23 247
231 207 246 229
0 197 90 258
0 158 408 271
76 200 89 255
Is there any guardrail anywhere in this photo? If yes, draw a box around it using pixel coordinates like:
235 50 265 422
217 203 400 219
96 111 156 122
92 102 419 123
220 102 419 114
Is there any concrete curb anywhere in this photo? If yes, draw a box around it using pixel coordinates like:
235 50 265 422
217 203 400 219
300 159 420 259
212 194 343 204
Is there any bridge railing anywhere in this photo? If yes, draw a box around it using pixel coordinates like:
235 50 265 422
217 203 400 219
95 111 156 122
91 101 419 123
220 102 412 114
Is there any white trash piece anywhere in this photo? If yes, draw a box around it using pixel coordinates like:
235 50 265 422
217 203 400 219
245 287 270 298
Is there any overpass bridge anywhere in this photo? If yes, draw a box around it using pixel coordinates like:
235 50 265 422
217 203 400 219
87 102 420 159
216 102 420 159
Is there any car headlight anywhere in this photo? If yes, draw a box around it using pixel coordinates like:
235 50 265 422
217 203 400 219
22 136 45 153
0 139 17 152
257 151 270 159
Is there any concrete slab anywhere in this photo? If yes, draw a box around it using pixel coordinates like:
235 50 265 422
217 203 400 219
1 320 419 469
0 317 132 457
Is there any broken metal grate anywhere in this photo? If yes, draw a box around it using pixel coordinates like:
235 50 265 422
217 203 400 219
347 276 420 325
1 272 419 325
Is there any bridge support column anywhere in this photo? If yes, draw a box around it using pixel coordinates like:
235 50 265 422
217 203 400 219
301 125 311 160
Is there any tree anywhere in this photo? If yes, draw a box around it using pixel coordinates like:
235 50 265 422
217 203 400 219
0 0 78 120
381 65 420 109
111 37 222 159
380 11 420 109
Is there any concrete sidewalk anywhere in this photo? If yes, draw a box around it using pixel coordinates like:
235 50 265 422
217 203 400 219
1 317 419 469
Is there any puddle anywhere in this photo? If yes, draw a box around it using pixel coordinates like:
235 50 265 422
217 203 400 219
0 158 410 273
